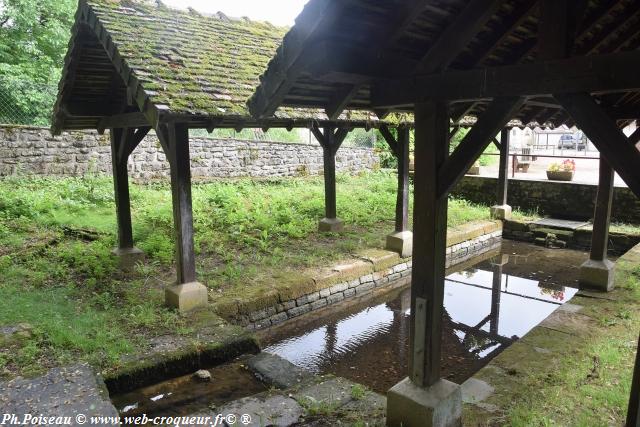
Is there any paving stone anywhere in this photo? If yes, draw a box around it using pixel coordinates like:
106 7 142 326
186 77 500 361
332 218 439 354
247 353 311 389
0 364 119 425
215 394 304 427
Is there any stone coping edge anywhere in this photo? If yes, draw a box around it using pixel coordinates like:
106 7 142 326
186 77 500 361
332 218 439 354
213 220 503 330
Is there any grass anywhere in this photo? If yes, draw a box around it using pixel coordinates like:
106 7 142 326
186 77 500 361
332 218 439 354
0 171 496 377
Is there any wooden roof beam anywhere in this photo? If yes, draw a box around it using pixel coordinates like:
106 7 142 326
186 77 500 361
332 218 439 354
98 112 150 134
371 50 640 107
414 0 502 74
470 0 539 66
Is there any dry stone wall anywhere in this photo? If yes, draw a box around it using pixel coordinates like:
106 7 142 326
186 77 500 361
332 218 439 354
0 126 379 180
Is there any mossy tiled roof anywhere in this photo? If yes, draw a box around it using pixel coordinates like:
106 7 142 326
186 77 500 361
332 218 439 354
52 0 381 133
88 0 287 117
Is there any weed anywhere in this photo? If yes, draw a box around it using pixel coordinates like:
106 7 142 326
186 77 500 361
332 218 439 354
350 384 367 401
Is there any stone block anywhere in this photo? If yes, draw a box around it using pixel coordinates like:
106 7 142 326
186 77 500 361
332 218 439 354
165 282 208 312
385 231 413 258
111 247 145 272
319 217 344 232
579 259 615 292
386 377 462 427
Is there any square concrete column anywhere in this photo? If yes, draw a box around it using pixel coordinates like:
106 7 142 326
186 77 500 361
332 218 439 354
579 157 615 291
490 128 512 220
158 122 208 312
110 127 147 271
386 101 461 427
382 125 413 257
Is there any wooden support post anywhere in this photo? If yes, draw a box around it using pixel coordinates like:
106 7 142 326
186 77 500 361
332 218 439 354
491 128 512 220
579 157 616 291
627 333 640 427
110 127 145 271
387 101 462 427
410 100 450 387
313 124 348 232
157 122 208 312
490 263 502 336
395 126 410 233
381 125 413 257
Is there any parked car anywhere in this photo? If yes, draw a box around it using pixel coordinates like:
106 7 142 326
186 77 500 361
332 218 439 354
558 134 586 150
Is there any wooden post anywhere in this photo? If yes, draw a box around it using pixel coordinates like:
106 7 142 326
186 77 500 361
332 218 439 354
590 157 614 262
387 101 461 427
497 128 510 206
167 122 197 285
381 125 413 257
395 126 410 233
110 127 145 270
158 122 208 312
410 101 450 387
323 126 338 220
627 334 640 427
579 157 616 291
313 125 347 232
491 128 512 220
110 128 134 250
490 262 502 336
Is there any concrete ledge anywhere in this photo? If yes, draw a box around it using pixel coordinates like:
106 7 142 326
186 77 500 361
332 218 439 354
387 377 462 427
319 217 344 232
165 282 208 312
579 259 615 292
386 230 413 258
111 247 145 272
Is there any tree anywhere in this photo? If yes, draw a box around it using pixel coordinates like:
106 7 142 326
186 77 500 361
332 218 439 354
0 0 76 125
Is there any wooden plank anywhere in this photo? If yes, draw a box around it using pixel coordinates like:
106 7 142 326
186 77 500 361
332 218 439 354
627 334 640 427
497 128 510 206
414 0 502 74
555 93 640 198
396 126 410 232
379 125 399 157
371 51 640 106
629 127 640 146
589 158 614 261
158 122 197 284
537 0 570 60
123 127 151 159
410 100 449 387
437 97 524 198
110 128 134 250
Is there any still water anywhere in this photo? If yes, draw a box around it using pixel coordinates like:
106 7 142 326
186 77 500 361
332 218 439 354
260 241 584 393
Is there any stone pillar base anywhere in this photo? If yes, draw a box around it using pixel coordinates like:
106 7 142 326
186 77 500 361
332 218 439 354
165 282 208 312
490 204 512 220
386 231 413 258
386 377 462 427
579 259 615 292
319 217 344 232
111 247 145 272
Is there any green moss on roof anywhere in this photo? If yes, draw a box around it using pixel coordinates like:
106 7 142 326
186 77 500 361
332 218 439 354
85 0 365 120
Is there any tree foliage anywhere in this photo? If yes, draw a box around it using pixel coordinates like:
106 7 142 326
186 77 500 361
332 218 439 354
0 0 76 125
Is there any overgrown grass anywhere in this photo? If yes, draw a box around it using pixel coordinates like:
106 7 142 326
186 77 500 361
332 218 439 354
0 172 497 376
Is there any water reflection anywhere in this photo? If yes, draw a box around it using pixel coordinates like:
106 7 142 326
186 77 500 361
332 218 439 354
262 249 579 393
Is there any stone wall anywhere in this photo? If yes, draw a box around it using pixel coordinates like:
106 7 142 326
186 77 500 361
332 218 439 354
451 175 640 224
0 126 379 180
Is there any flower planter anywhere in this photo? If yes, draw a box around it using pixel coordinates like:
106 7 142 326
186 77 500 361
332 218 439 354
546 170 574 181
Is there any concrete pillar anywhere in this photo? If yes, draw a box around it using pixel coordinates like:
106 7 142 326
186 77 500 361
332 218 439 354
158 122 208 312
110 128 145 271
490 128 512 220
579 157 615 291
386 125 413 257
387 101 461 427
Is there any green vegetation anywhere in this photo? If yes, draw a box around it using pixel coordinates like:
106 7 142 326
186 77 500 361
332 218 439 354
0 171 495 377
0 0 76 124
